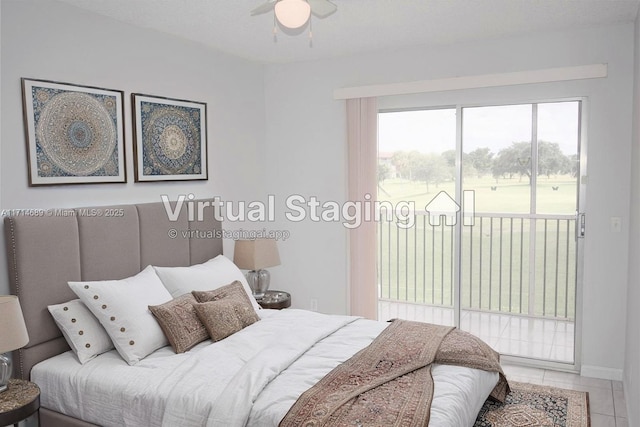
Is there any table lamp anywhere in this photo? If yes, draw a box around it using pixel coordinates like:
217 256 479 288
234 239 281 300
0 296 29 393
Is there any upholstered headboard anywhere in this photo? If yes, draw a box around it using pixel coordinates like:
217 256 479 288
4 200 222 380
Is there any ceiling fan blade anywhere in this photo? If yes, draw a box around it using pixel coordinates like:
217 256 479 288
250 0 277 16
308 0 337 18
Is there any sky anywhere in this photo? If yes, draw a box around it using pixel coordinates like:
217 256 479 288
378 101 580 156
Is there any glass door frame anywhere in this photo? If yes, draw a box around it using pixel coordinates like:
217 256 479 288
377 96 587 372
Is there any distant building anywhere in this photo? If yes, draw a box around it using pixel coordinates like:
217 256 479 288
378 152 399 179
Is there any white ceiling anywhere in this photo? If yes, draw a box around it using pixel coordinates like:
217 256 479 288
59 0 640 64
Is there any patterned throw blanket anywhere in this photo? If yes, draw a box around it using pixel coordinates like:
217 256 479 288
279 320 509 427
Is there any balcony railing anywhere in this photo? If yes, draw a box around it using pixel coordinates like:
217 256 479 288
378 212 577 320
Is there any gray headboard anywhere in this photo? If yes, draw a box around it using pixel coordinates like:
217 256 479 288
4 200 222 380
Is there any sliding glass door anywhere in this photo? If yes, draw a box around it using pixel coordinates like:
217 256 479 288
377 100 584 366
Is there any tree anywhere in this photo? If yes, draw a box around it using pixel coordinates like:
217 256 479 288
492 141 572 183
442 149 483 180
467 147 494 177
378 162 391 183
537 141 570 178
463 162 478 179
440 150 457 181
564 154 579 177
492 142 531 183
413 153 449 192
441 150 456 168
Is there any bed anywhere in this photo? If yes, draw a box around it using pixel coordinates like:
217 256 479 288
4 200 506 427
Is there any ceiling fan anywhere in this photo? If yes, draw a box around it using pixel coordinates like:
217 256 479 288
251 0 337 29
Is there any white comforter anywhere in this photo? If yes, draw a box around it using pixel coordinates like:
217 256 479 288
32 309 498 427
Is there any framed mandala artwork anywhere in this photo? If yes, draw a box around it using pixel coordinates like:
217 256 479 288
21 78 126 186
132 94 208 182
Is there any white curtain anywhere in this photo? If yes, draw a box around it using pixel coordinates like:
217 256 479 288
346 97 378 319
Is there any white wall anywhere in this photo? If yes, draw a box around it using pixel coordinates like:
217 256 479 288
264 24 634 378
0 0 267 296
624 12 640 427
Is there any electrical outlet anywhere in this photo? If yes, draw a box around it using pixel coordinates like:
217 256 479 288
310 298 318 312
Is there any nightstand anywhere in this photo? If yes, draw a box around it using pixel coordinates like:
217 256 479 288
258 290 291 310
0 379 40 427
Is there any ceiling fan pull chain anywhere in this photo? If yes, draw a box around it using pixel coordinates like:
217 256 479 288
309 16 313 47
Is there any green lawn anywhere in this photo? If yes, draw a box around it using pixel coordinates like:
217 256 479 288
379 175 577 214
377 175 577 319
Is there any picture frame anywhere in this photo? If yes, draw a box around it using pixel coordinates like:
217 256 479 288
21 78 126 186
132 94 208 182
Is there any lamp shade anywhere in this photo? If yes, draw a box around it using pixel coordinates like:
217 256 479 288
275 0 311 29
0 296 29 354
234 239 281 271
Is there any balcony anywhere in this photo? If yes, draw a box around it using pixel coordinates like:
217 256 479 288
377 211 576 364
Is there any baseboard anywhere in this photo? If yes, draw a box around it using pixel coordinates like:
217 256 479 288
580 365 624 381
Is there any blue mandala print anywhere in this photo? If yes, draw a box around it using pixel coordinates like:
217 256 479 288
140 102 202 176
32 87 119 177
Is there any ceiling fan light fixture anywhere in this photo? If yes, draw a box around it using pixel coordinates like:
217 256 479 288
274 0 311 29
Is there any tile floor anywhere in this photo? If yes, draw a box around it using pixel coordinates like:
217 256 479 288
462 310 575 363
502 363 628 427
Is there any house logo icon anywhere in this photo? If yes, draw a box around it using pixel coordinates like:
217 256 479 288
425 190 475 227
425 191 459 226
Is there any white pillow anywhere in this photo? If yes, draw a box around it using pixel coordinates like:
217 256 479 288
154 255 261 312
48 299 114 364
68 266 172 365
